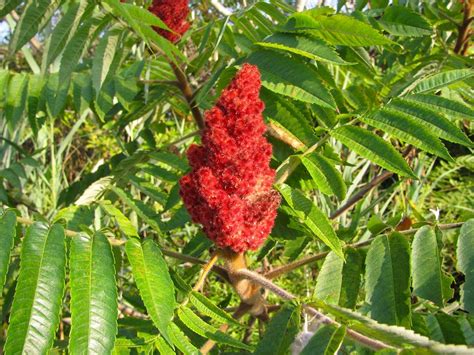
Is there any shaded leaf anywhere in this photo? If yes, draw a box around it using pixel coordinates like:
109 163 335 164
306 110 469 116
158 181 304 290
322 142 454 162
254 303 300 355
301 324 346 355
412 226 453 307
315 248 363 309
0 210 16 291
365 233 411 327
457 219 474 313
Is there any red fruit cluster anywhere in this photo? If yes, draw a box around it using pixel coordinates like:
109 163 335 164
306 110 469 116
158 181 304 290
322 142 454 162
148 0 190 42
180 64 281 253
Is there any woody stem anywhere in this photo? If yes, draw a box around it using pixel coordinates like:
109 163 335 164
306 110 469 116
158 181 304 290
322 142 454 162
169 62 205 129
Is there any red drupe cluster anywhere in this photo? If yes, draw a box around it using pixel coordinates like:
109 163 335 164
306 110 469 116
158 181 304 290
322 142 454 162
179 64 281 253
148 0 190 42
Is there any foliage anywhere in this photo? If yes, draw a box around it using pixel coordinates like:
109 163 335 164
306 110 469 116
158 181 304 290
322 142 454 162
0 0 473 354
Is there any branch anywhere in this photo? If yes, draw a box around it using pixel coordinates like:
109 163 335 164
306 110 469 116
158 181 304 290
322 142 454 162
330 170 394 219
234 269 393 351
169 62 205 130
454 0 473 55
264 222 465 279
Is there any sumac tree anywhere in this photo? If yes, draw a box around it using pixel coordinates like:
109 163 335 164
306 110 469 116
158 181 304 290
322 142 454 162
0 0 473 354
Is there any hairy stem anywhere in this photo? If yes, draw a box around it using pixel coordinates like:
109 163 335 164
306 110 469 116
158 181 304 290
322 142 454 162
234 269 393 351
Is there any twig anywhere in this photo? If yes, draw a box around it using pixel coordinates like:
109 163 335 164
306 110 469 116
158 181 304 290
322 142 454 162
454 0 473 55
330 145 414 220
330 171 394 219
264 222 465 279
169 62 205 129
192 251 220 292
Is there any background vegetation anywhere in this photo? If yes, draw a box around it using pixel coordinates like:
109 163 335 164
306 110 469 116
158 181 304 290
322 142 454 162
0 0 473 354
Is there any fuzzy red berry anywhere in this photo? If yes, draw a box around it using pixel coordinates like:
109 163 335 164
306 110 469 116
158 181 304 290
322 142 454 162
179 64 281 253
148 0 190 42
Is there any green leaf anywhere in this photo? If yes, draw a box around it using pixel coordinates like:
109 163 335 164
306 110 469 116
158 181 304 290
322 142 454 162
331 125 414 178
51 20 93 117
404 94 474 121
0 210 16 291
5 72 28 129
100 201 138 238
301 153 347 200
168 323 199 355
254 303 300 355
126 239 175 344
277 184 343 259
314 300 473 353
0 0 22 17
426 313 467 345
92 31 121 96
0 69 10 110
412 69 474 94
256 33 350 65
412 226 453 307
111 186 162 232
262 90 318 147
26 74 45 135
379 6 432 37
9 0 59 53
315 248 363 309
457 219 474 313
388 99 472 147
44 0 91 68
110 1 170 30
362 108 452 161
177 307 252 351
189 292 241 327
149 151 189 172
365 233 411 328
301 324 346 355
5 223 66 354
69 232 118 354
283 13 393 46
247 50 335 109
103 0 184 63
